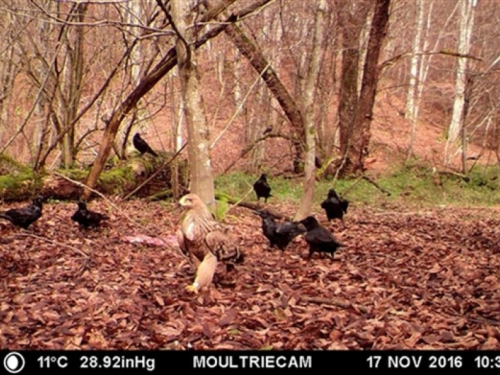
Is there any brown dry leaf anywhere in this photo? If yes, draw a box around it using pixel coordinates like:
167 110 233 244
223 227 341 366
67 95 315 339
429 263 441 274
218 309 237 326
481 337 499 349
154 295 165 306
153 324 183 338
2 201 500 349
329 329 343 341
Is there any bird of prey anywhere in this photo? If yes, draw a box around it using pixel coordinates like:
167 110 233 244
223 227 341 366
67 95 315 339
299 215 345 260
176 193 243 294
71 201 109 229
133 132 158 157
0 196 44 229
254 210 306 252
321 188 349 227
253 173 272 202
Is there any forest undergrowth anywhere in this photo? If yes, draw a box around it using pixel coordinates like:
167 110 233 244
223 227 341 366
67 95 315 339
1 168 500 349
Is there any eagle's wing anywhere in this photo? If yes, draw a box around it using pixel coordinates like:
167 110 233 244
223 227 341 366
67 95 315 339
205 227 241 262
185 226 241 294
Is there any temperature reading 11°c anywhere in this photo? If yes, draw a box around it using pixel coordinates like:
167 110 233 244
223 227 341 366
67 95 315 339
38 355 68 369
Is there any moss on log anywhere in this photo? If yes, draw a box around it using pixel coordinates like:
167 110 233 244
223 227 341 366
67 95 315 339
0 152 188 202
0 155 43 201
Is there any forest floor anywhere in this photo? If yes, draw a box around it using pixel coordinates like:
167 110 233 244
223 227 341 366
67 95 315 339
1 198 500 350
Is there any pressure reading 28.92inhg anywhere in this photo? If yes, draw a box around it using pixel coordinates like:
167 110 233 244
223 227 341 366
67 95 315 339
38 355 68 369
80 355 155 371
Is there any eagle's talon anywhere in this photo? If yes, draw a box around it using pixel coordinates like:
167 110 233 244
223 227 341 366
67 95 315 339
185 284 199 294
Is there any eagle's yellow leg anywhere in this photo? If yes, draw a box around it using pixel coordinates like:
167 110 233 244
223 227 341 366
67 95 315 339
185 252 218 294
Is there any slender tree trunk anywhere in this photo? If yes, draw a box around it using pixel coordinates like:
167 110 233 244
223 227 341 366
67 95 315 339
445 0 476 165
64 3 88 168
340 0 391 176
405 0 424 161
117 0 145 159
250 82 268 171
0 11 19 145
336 1 371 164
414 0 434 126
170 0 215 207
295 0 327 221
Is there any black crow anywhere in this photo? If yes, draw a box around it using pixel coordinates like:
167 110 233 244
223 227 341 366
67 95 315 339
133 133 158 157
299 215 345 260
253 173 272 202
254 210 306 251
321 187 349 226
71 201 109 229
0 196 43 229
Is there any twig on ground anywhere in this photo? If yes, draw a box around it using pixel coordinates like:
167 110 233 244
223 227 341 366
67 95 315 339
17 232 90 258
300 295 369 314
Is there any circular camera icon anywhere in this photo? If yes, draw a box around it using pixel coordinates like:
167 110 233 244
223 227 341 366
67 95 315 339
4 352 25 374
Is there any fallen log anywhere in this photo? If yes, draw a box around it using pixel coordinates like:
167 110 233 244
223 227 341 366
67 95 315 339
0 152 188 202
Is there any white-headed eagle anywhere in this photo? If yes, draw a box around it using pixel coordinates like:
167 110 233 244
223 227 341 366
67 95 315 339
176 193 243 293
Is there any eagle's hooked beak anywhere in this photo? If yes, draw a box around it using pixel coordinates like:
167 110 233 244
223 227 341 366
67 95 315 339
178 194 194 209
178 196 186 207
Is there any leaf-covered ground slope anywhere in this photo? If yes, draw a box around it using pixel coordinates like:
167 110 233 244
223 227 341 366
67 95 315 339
1 199 500 350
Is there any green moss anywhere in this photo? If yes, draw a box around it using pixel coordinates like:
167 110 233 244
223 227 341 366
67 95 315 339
214 196 230 221
0 155 43 200
0 153 29 174
98 166 135 193
215 164 500 209
0 172 43 201
59 168 88 181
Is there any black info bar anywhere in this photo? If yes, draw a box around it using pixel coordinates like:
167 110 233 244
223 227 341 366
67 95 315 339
1 350 499 373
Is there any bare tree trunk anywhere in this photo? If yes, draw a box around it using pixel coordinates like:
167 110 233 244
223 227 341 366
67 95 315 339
250 82 269 171
295 0 327 221
0 10 19 145
336 0 371 166
117 0 145 159
445 0 476 166
62 3 88 168
340 0 391 176
170 0 215 207
405 0 424 161
321 20 341 158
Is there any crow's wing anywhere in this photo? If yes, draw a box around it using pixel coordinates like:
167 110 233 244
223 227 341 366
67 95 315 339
306 227 338 245
341 199 349 213
276 221 305 237
1 204 41 227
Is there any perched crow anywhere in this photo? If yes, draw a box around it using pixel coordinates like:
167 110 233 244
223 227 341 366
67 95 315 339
0 196 43 229
299 215 345 260
321 188 349 226
253 173 272 202
254 210 306 251
71 201 109 229
315 156 322 169
133 133 158 157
